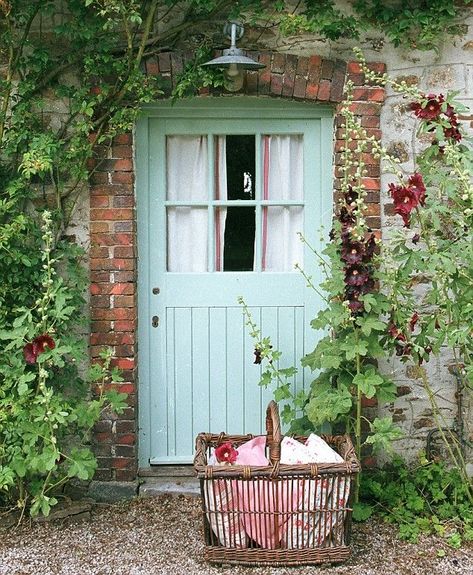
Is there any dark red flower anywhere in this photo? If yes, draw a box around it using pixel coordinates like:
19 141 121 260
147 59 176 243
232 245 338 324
215 442 238 464
410 94 444 121
445 104 456 118
345 265 370 287
348 299 364 314
23 333 55 365
254 348 262 365
389 183 418 227
364 234 377 260
34 334 55 354
443 123 462 142
341 242 364 265
409 312 419 332
23 343 37 365
388 323 406 342
358 277 375 294
346 288 364 314
408 173 426 206
339 206 356 226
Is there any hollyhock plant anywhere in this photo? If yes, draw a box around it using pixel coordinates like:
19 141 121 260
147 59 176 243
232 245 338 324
215 442 238 464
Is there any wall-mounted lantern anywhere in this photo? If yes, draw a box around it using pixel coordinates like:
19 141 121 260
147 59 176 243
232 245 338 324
202 22 265 92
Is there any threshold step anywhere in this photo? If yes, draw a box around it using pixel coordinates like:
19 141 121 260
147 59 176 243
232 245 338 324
139 477 200 498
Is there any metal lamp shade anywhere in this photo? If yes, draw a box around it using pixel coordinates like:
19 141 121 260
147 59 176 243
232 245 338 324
203 48 265 71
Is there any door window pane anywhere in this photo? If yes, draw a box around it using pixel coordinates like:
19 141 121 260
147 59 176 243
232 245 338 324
167 207 208 272
215 135 255 201
261 134 304 271
167 136 208 201
216 207 255 271
262 134 303 201
262 207 303 272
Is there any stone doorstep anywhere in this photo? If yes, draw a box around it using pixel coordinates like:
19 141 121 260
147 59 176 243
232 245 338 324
139 477 200 498
138 465 194 478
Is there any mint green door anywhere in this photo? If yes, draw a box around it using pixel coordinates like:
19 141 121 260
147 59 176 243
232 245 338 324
136 99 333 466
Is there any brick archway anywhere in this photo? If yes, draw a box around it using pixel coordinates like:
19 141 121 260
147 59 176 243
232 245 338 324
88 52 385 483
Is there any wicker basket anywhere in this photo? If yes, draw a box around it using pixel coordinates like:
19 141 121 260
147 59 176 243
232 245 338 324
194 400 360 566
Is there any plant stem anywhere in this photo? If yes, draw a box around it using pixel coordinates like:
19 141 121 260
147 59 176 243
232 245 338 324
354 341 362 504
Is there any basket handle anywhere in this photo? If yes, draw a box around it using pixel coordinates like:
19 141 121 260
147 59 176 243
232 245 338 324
266 400 282 465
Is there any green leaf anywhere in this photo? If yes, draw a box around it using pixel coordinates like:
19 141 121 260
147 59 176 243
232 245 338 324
340 337 368 361
274 384 292 402
67 448 97 480
356 315 386 336
305 385 352 426
365 417 404 454
353 502 373 521
353 366 384 399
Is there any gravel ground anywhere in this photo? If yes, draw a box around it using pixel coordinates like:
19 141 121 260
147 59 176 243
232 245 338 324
1 495 472 575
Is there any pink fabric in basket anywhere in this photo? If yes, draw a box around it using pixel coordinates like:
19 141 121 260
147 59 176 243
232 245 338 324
233 436 302 549
236 435 268 466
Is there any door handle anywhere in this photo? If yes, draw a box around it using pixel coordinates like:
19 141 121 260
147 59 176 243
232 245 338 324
152 316 160 328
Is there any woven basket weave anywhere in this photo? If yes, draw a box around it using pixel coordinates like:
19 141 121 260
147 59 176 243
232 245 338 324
194 401 360 566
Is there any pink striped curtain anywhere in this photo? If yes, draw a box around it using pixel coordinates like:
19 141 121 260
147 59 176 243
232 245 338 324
215 136 227 272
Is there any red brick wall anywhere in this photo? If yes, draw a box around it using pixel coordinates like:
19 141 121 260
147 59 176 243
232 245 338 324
89 52 385 481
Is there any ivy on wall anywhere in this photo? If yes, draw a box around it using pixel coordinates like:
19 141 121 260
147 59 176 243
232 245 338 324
275 0 471 51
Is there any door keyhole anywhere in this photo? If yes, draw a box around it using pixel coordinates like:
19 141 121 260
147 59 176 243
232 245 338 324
152 316 160 328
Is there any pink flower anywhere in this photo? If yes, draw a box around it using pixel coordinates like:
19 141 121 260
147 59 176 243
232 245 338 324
23 334 55 364
215 442 238 464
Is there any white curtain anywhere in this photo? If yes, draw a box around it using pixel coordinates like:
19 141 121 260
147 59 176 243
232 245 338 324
215 136 227 272
167 136 208 272
262 135 304 272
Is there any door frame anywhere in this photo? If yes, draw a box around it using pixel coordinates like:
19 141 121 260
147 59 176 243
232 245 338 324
135 97 334 468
